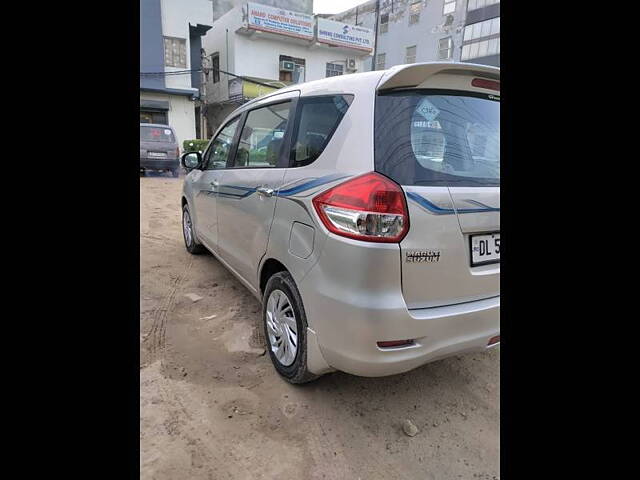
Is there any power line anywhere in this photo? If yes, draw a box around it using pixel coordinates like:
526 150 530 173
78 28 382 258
140 67 284 89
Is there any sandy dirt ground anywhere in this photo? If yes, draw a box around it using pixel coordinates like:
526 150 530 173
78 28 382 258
140 174 500 480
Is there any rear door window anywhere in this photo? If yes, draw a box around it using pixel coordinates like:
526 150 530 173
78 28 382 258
290 95 353 167
140 126 175 143
230 102 291 168
375 91 499 186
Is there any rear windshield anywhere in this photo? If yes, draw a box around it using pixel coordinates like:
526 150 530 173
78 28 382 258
375 91 499 187
140 126 175 143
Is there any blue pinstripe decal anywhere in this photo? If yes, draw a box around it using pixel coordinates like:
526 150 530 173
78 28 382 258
215 174 349 201
406 192 499 215
277 174 349 197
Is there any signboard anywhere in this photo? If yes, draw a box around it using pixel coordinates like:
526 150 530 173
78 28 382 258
246 2 314 40
228 78 280 103
317 18 374 52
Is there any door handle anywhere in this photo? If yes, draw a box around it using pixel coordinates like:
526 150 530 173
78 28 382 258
209 180 219 190
256 186 274 197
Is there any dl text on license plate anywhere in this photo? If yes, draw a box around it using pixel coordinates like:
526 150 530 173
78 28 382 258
470 233 500 266
148 152 167 158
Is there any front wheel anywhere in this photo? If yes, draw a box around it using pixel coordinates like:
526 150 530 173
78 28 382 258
182 204 205 254
263 272 318 384
171 169 179 178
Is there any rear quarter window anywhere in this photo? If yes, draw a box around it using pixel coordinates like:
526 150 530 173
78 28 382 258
290 95 353 167
140 126 175 143
374 90 499 187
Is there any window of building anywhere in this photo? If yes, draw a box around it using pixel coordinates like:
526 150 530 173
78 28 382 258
376 53 386 70
443 0 456 15
380 13 389 33
409 1 421 25
463 17 500 41
232 102 291 168
438 37 453 60
279 55 306 83
461 36 500 60
211 53 220 83
461 16 500 61
467 0 500 12
406 45 417 64
163 37 187 68
326 63 344 77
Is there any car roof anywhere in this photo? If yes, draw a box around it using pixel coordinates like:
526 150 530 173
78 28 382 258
241 62 500 109
221 62 500 134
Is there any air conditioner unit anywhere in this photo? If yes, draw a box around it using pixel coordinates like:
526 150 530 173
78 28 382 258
279 60 295 72
346 58 357 72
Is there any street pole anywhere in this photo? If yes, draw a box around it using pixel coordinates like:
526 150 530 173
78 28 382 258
370 0 380 71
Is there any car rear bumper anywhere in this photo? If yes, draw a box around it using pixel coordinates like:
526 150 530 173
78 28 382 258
313 295 499 377
140 157 179 170
298 236 500 377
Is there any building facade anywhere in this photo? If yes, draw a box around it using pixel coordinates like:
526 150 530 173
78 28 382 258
202 2 375 135
330 0 499 70
140 0 212 145
331 0 467 71
213 0 313 21
460 0 500 66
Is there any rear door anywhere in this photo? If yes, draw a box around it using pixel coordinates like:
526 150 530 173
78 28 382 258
216 93 298 289
375 82 500 309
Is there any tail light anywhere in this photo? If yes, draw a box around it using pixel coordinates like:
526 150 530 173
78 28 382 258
312 172 409 243
176 147 180 158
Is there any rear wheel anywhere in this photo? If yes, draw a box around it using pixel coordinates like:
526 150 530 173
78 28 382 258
263 272 318 384
171 169 179 178
182 204 205 254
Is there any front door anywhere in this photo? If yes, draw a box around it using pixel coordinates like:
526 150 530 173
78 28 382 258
191 116 241 250
216 97 296 289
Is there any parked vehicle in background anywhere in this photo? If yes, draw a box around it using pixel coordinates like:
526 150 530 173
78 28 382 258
140 124 180 177
179 62 500 383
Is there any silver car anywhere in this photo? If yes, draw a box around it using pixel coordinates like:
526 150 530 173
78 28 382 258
180 62 500 383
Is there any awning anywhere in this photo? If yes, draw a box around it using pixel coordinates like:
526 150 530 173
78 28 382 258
140 99 170 111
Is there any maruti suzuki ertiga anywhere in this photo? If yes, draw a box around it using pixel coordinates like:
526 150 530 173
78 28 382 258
180 62 500 383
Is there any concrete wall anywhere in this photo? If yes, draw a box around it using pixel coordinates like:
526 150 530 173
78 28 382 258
160 0 212 90
141 91 197 147
202 5 373 115
140 0 165 89
332 0 467 71
213 0 313 22
233 34 369 82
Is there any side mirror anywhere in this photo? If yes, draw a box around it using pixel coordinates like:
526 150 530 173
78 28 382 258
181 152 202 171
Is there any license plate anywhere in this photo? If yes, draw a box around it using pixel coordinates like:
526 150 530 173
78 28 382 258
148 152 167 158
470 232 500 266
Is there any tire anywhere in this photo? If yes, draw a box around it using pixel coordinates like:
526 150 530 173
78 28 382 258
171 169 179 178
263 271 318 384
182 204 206 254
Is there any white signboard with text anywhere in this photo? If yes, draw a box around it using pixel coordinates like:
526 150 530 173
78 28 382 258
317 18 374 52
246 2 314 40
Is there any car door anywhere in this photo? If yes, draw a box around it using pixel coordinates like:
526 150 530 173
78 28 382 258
216 93 298 290
190 116 241 251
